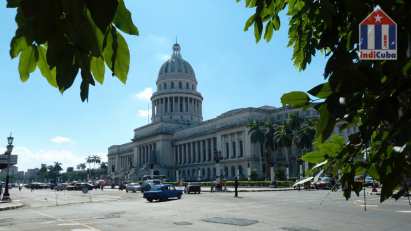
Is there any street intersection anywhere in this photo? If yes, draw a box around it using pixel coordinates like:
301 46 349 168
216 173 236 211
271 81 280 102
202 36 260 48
0 188 410 231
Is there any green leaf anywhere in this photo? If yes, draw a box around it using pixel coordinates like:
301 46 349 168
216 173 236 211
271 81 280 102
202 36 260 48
308 82 332 99
254 17 263 42
302 151 325 163
272 15 280 30
244 15 255 31
85 0 118 33
103 27 130 84
90 56 105 84
402 59 411 76
7 0 21 8
37 46 57 88
316 104 336 142
264 22 274 41
10 34 28 58
113 0 139 35
281 91 310 107
18 45 38 82
56 45 79 93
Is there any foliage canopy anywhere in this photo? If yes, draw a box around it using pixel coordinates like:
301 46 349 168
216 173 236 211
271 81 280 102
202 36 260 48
240 0 411 201
7 0 138 101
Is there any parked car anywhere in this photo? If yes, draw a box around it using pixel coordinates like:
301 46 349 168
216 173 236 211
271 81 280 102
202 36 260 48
141 179 162 192
54 183 67 191
314 177 335 190
126 183 141 193
185 182 201 194
66 183 94 191
143 184 183 202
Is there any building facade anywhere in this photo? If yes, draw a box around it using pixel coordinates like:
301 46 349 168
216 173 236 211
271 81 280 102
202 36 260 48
107 43 320 182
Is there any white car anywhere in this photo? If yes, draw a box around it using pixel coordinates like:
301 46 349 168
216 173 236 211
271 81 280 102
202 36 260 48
125 183 141 193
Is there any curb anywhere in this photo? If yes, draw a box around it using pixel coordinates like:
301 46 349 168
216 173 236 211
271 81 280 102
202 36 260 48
203 188 295 193
0 203 25 211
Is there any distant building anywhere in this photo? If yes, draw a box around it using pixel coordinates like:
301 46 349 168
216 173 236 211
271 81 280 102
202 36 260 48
25 168 40 182
107 43 323 182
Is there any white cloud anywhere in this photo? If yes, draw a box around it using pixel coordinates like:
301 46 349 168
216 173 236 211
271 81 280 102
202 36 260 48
50 136 72 144
13 146 86 172
134 87 153 101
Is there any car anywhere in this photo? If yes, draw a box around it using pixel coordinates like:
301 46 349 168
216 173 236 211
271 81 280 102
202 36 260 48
65 183 94 191
314 177 335 190
141 179 162 192
185 182 201 194
54 183 67 191
126 183 141 193
143 184 183 202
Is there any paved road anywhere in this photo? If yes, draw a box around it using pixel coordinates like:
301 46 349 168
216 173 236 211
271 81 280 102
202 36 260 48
1 188 410 231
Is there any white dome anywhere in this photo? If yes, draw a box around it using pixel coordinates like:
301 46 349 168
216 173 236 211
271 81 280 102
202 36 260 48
157 43 196 82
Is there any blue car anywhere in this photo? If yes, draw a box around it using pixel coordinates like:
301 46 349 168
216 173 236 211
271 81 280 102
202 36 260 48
143 184 183 202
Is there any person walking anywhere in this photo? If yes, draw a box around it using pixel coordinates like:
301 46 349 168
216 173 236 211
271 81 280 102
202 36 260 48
234 178 239 198
0 183 3 198
18 184 22 191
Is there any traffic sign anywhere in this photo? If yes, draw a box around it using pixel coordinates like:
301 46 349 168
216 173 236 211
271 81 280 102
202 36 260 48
0 154 17 165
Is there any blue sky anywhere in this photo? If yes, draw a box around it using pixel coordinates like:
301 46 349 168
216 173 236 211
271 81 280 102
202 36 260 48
0 0 326 171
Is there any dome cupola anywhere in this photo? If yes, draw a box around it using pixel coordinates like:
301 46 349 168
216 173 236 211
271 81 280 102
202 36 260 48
151 42 203 124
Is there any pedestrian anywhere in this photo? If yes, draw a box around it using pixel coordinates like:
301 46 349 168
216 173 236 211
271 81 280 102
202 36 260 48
234 178 239 198
30 184 34 192
0 183 3 197
19 184 22 191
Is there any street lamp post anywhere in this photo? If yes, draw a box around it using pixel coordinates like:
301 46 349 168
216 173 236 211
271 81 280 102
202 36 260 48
2 134 14 202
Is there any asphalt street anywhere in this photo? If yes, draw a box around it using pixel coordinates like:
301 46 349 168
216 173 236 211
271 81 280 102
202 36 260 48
0 188 410 231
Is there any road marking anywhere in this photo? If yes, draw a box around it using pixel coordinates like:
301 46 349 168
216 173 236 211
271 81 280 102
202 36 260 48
396 210 411 213
33 211 101 231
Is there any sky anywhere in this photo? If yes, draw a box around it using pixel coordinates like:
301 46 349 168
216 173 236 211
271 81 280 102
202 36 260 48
0 0 327 171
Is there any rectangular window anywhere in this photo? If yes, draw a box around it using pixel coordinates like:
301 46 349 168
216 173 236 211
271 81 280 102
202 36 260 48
183 144 186 164
225 142 229 159
202 141 206 162
187 143 191 163
207 139 212 161
179 145 182 164
192 142 196 163
239 140 244 157
232 141 236 158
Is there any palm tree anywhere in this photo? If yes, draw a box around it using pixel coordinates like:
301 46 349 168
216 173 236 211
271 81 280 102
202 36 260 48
249 121 275 180
77 163 86 171
86 155 102 180
273 113 316 178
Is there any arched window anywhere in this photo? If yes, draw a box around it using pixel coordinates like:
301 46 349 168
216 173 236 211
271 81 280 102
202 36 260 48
238 165 243 178
163 82 167 90
186 82 189 89
178 82 182 89
224 166 228 177
171 82 175 89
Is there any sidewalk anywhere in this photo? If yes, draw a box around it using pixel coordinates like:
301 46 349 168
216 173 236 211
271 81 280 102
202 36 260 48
0 200 25 211
200 187 294 192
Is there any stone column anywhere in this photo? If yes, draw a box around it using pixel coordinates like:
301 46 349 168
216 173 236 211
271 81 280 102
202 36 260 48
270 166 275 182
198 169 201 181
247 166 251 181
151 101 155 121
176 170 180 182
299 164 303 179
286 167 289 180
